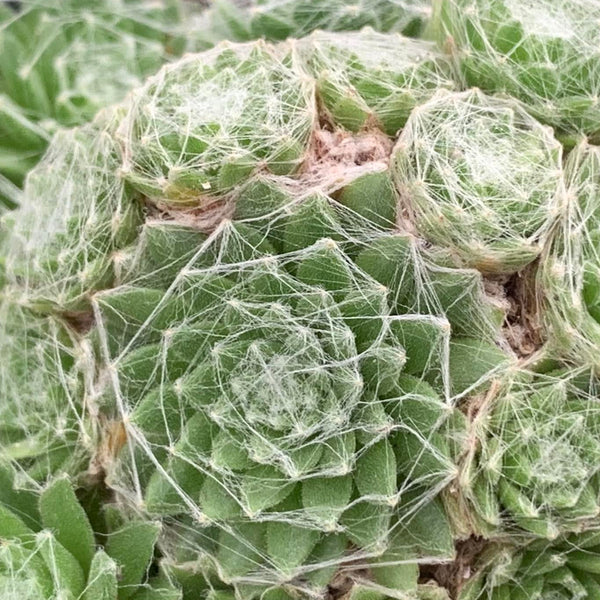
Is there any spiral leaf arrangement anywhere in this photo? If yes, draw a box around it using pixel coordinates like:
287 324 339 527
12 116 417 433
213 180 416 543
2 2 600 600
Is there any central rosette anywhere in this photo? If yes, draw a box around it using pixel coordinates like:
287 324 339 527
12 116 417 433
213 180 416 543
96 202 468 587
215 303 361 434
199 295 364 474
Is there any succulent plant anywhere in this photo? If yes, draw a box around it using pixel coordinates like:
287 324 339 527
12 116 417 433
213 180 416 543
118 41 315 203
2 116 142 314
298 29 455 135
0 301 88 483
430 0 600 142
0 0 185 208
0 468 176 600
4 9 600 600
191 0 432 50
392 88 565 274
542 140 600 367
459 532 600 600
456 370 600 541
100 188 511 596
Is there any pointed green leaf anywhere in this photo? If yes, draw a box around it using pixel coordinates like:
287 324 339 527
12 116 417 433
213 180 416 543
105 521 161 600
0 503 36 548
84 550 119 600
567 551 600 574
266 521 320 574
301 475 353 530
355 439 397 500
211 429 252 471
369 557 419 593
355 235 416 313
241 465 295 515
397 494 455 559
283 194 341 253
296 240 353 297
348 585 386 600
448 338 512 396
39 476 95 574
304 533 348 589
0 462 40 529
198 477 242 520
341 501 391 550
337 171 396 229
37 531 86 599
216 523 266 580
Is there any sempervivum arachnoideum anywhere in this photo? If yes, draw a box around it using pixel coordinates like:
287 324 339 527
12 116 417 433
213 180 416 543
117 41 315 203
298 28 455 135
96 178 518 596
2 118 143 315
455 370 600 542
191 0 432 50
0 301 89 482
392 88 565 275
0 0 185 209
457 531 600 600
430 0 600 144
542 140 600 369
3 29 586 600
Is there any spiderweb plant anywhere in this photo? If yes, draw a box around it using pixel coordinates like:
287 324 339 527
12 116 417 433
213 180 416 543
393 88 564 274
190 0 432 50
430 0 600 144
0 302 87 484
458 531 600 600
542 140 600 369
455 369 600 539
98 186 515 597
298 29 455 136
2 14 600 600
117 40 315 203
0 0 185 209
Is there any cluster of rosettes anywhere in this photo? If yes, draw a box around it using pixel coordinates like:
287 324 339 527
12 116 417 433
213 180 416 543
1 17 600 600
